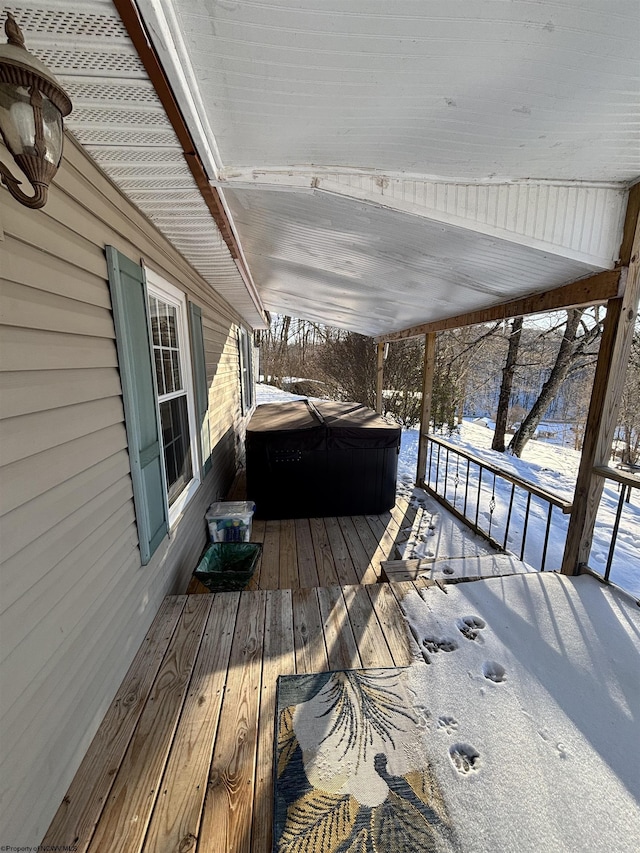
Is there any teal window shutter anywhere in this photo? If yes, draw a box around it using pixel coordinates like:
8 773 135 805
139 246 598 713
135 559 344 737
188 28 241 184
188 302 212 476
106 246 168 564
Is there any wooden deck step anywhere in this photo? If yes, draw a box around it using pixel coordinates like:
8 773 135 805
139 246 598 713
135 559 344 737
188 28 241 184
380 558 436 583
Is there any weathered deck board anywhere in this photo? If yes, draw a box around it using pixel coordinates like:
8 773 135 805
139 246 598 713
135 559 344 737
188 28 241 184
198 590 268 853
291 587 329 674
366 583 416 666
351 514 387 583
42 596 187 853
259 521 281 589
337 515 372 581
309 516 338 586
342 585 395 668
142 593 240 853
88 596 212 853
251 590 296 853
323 516 360 585
278 519 299 589
293 517 320 588
317 586 362 671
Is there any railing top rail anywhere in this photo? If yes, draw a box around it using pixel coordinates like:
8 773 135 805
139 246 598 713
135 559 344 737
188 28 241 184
593 465 640 489
426 432 573 513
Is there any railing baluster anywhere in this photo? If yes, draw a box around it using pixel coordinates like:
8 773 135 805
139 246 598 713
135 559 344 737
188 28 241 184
463 457 470 516
435 442 441 492
426 438 433 488
520 492 532 562
444 447 450 500
475 464 483 531
453 454 460 508
540 504 553 572
604 488 627 582
488 472 496 537
503 483 515 550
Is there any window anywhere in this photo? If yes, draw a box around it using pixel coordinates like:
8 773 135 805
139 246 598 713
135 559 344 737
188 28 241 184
106 247 207 563
146 271 200 522
238 326 255 414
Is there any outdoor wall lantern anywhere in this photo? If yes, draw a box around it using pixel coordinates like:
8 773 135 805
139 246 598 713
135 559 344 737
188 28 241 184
0 12 71 209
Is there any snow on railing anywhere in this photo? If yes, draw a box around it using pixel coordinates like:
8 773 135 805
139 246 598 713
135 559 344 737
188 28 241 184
420 434 573 572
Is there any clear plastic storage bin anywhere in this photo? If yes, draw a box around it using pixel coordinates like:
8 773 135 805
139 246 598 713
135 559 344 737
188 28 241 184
205 500 256 542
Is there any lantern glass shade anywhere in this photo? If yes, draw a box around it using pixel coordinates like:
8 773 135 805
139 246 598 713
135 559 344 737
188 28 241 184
0 81 64 166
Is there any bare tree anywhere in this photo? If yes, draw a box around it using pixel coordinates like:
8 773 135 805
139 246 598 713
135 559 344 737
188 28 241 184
317 332 377 407
492 317 523 451
616 328 640 465
508 308 603 457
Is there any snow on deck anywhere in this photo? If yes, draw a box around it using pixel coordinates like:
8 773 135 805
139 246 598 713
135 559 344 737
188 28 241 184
399 572 640 852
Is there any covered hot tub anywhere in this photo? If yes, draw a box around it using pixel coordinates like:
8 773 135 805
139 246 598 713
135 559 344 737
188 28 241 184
246 400 400 518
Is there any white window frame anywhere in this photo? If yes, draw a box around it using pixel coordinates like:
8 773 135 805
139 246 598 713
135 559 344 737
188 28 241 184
239 326 255 414
146 268 200 528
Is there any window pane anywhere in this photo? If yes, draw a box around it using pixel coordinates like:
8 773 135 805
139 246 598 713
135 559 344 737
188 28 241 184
154 349 165 396
167 306 178 348
162 350 174 395
160 396 192 506
161 303 172 347
172 350 181 391
149 296 161 346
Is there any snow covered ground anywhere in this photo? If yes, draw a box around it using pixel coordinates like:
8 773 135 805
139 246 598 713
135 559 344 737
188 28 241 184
255 385 640 598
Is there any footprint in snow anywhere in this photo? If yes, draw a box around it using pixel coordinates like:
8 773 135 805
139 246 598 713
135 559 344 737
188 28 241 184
423 636 458 654
457 615 486 641
437 715 458 734
449 743 481 775
482 660 506 683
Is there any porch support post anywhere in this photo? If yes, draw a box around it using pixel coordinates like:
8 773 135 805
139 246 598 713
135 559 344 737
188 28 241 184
561 189 640 575
375 342 384 414
416 333 436 485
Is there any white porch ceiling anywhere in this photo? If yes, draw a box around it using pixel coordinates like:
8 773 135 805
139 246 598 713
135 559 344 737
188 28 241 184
6 1 640 336
222 186 605 337
137 0 640 336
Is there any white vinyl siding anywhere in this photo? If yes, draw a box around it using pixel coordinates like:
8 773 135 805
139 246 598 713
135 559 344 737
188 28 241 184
0 135 250 844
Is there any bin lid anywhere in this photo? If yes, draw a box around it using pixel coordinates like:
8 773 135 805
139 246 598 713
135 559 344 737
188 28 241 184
206 500 255 519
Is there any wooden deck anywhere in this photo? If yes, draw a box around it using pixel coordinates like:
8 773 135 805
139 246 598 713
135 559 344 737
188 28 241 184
188 492 425 592
42 580 436 853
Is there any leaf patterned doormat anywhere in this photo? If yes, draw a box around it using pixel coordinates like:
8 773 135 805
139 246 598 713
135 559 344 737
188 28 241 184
274 667 458 853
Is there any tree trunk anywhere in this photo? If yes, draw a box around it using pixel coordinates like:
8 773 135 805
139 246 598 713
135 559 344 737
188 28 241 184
492 316 523 451
508 309 583 457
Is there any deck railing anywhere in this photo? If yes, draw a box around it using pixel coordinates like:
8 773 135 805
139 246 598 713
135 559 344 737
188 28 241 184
589 465 639 583
419 434 573 571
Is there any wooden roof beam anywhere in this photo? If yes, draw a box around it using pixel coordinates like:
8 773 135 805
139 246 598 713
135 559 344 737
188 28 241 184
375 269 625 342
